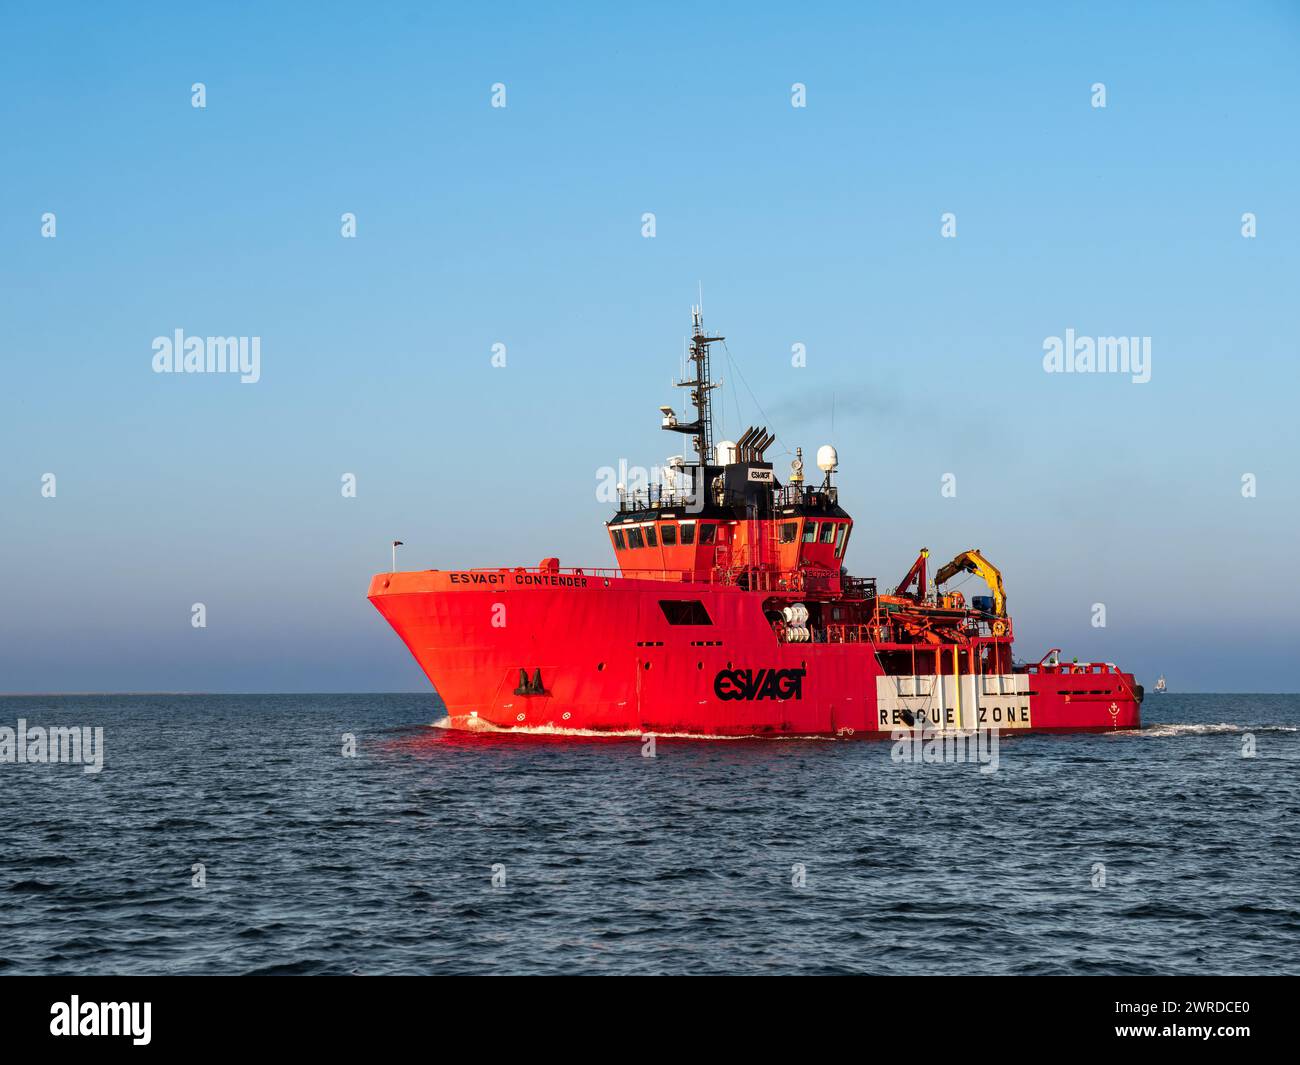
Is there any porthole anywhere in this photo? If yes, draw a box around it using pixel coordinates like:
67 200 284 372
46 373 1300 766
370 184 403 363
597 662 605 671
697 661 703 670
643 662 651 670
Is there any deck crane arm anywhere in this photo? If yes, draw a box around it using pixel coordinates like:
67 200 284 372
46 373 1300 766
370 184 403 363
895 548 929 602
934 548 1006 616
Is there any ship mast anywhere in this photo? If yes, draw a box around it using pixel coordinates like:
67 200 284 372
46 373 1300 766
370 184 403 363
666 305 723 470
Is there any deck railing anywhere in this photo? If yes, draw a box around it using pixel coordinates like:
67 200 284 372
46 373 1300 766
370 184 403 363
1027 661 1122 675
616 481 841 513
447 563 854 592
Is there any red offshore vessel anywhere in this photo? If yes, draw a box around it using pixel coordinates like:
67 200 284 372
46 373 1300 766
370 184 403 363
369 308 1143 737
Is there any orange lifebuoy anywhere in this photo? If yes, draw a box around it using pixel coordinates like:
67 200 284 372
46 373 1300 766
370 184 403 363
992 620 1006 636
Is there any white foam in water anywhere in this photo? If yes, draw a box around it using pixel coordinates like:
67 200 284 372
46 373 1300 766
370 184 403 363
429 715 830 740
1113 722 1299 738
430 714 641 737
432 717 1294 742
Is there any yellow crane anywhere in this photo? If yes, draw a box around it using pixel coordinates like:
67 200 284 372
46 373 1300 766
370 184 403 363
934 548 1006 617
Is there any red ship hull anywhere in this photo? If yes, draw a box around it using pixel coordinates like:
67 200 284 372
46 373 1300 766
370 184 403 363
368 568 1142 737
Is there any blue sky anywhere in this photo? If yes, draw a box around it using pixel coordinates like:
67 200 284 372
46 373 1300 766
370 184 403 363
2 2 1297 692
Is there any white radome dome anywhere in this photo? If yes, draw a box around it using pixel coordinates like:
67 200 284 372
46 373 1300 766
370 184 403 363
816 444 839 472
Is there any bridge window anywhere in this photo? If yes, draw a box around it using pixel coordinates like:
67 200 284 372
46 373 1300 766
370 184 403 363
835 524 850 557
644 525 658 547
613 529 626 550
661 524 677 546
680 523 696 545
802 522 818 543
699 523 716 545
779 522 798 543
627 527 644 549
659 600 713 625
820 522 836 545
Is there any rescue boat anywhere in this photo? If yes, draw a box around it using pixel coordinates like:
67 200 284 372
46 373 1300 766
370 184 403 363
368 308 1143 737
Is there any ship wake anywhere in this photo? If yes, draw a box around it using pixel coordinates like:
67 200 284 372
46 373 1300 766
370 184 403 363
1113 722 1298 738
430 716 831 741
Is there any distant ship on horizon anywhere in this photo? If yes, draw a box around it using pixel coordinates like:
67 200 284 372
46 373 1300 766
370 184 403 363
1155 674 1167 693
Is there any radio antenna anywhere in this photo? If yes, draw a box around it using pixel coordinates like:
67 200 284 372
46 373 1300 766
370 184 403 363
664 304 723 469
